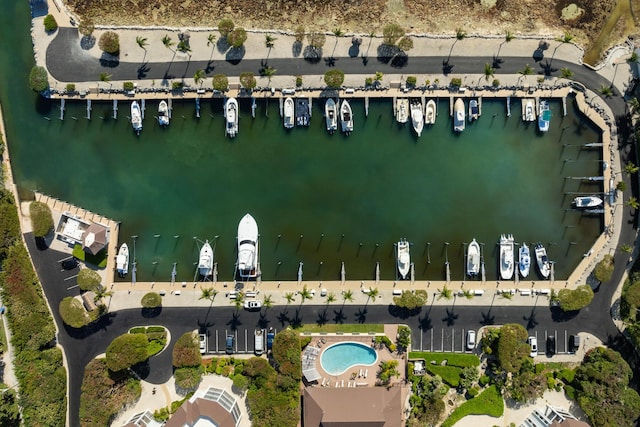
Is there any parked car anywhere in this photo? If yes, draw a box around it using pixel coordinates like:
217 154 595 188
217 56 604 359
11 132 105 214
466 330 476 351
569 334 580 353
266 329 275 351
527 336 538 358
244 300 262 310
226 335 235 354
61 258 79 270
199 334 207 354
546 336 556 356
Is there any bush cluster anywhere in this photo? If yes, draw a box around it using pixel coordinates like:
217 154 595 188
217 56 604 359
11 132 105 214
141 292 162 308
28 66 49 92
557 285 594 311
29 201 53 238
59 297 91 328
173 332 203 392
105 333 149 372
43 14 58 32
99 31 120 54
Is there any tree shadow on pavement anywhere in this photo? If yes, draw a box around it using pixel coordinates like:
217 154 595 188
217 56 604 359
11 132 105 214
142 307 162 318
277 309 289 327
355 307 367 323
316 309 329 326
333 308 346 324
550 306 579 322
417 314 432 331
226 311 242 331
388 304 422 319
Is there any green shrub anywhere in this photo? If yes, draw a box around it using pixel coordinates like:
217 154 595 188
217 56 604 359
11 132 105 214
105 333 149 372
29 201 53 238
393 290 428 310
300 336 312 349
497 324 531 373
557 285 594 311
442 385 504 427
99 31 120 54
44 14 58 32
78 18 94 37
295 76 303 87
66 83 76 93
450 77 462 88
365 77 373 86
409 352 480 368
406 76 417 86
129 327 146 334
228 28 247 48
535 363 545 374
324 69 345 89
559 368 575 384
425 364 463 387
148 340 165 357
492 79 500 87
77 268 101 291
28 66 49 92
218 18 234 38
594 255 614 282
174 366 203 391
123 82 134 91
479 374 490 386
564 384 576 400
148 326 166 333
467 386 479 398
239 72 257 90
59 297 91 328
171 81 184 90
212 74 228 92
173 332 202 368
141 292 162 308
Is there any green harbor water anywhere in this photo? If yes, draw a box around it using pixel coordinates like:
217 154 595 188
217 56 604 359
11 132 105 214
0 2 603 283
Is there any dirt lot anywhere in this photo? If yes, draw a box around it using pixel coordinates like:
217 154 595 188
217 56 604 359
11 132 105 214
66 0 637 58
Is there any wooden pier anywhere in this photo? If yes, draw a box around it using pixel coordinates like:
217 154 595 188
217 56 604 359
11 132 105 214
364 97 369 117
194 97 199 118
449 96 454 116
562 96 567 116
506 97 511 117
86 99 91 120
141 99 146 120
59 98 65 120
251 97 256 118
112 99 118 119
478 96 482 117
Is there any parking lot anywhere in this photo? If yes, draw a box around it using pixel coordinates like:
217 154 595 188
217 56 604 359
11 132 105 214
200 327 278 355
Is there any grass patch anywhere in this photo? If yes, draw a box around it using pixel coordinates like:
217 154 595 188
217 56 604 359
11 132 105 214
425 364 463 387
409 352 480 368
128 326 167 357
72 244 108 269
296 324 384 334
442 385 504 427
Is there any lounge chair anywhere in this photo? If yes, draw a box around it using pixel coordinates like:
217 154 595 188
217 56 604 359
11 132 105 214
359 369 363 378
321 378 327 386
364 369 368 378
341 380 344 387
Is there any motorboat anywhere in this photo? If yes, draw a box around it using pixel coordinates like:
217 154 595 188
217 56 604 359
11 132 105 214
158 100 170 127
468 99 479 122
523 99 535 122
284 97 294 129
396 239 410 279
453 98 465 132
499 234 514 280
534 243 551 279
116 243 129 277
198 240 214 278
130 101 142 135
538 100 550 132
573 196 603 209
225 97 238 138
425 99 436 125
340 100 353 135
411 100 424 137
396 98 409 124
237 213 259 278
325 98 338 134
466 239 480 277
519 243 531 278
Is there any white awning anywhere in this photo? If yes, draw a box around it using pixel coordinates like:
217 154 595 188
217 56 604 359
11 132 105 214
303 368 321 383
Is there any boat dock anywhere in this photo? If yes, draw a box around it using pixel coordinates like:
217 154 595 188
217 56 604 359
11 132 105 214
478 96 482 117
59 98 65 120
141 99 146 120
295 98 310 126
251 97 256 118
112 99 118 119
364 97 369 117
506 97 511 117
85 99 91 120
562 96 567 116
194 98 199 118
449 96 454 116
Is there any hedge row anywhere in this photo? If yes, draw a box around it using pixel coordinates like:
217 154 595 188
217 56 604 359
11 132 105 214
441 385 504 427
408 352 480 368
0 190 66 426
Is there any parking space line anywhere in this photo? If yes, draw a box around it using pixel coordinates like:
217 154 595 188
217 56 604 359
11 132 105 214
63 275 78 281
430 329 433 352
66 284 79 290
441 329 444 352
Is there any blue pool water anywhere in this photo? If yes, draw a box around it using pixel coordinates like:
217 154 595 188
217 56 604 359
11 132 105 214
320 342 378 375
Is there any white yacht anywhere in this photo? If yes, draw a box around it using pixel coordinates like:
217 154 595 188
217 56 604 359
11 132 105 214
325 98 338 134
130 101 142 134
396 239 410 279
466 239 480 277
340 100 353 134
225 97 238 138
573 196 603 209
519 243 531 278
237 213 259 278
116 243 129 277
158 100 170 127
198 240 214 278
411 100 424 137
396 98 409 124
534 243 551 279
284 97 294 129
523 99 536 122
468 99 479 122
453 98 465 132
538 100 550 132
499 234 515 280
425 99 436 125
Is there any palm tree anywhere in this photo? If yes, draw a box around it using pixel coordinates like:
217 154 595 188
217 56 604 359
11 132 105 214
519 64 534 76
557 31 574 44
265 34 277 48
461 290 474 299
233 291 245 309
560 67 573 79
162 34 174 50
437 285 453 300
455 28 467 40
177 40 191 55
299 285 313 304
99 72 112 83
193 69 206 87
261 66 277 85
262 294 273 309
628 98 640 115
136 36 148 50
505 30 514 42
600 85 614 98
625 162 639 175
484 63 495 81
366 287 379 304
199 287 218 302
207 33 216 47
326 292 336 304
629 52 639 63
342 289 354 305
93 286 114 304
626 196 639 210
284 292 295 304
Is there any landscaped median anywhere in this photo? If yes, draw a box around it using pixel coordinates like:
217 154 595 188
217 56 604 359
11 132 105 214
441 385 504 427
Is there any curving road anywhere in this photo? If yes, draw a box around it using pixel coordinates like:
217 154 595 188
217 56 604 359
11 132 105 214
36 27 640 426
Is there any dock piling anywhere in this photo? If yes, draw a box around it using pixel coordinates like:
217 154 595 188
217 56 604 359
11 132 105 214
478 96 482 117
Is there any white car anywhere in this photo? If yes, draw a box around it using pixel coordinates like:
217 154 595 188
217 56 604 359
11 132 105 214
198 334 207 354
466 330 476 351
244 300 262 310
527 336 538 358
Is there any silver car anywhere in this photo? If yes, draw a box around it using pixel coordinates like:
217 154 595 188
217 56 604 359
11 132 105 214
466 330 476 351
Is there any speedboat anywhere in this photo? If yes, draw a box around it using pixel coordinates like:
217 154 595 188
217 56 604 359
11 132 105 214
340 100 353 135
411 100 424 137
573 196 603 209
130 101 142 135
198 240 214 278
523 99 535 122
499 234 514 280
325 98 338 134
534 243 551 279
158 100 170 127
425 99 436 125
466 239 480 277
284 97 295 129
396 239 410 279
538 100 550 132
225 97 238 138
468 99 479 122
396 98 409 124
519 243 531 278
237 213 259 278
453 98 465 132
116 243 129 277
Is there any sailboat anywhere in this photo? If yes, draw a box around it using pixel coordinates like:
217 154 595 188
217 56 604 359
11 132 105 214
157 100 170 127
325 98 338 134
116 243 129 277
284 97 295 129
410 100 424 137
198 240 214 278
466 239 480 277
237 214 259 278
225 97 238 138
130 101 142 135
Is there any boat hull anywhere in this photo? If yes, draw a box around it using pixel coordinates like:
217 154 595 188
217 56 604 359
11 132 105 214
237 214 259 278
453 98 465 132
225 98 239 138
519 244 530 278
499 234 514 280
396 240 410 279
198 241 214 277
116 243 129 276
467 239 480 276
324 98 337 133
411 101 424 137
158 100 170 126
340 100 353 134
534 243 551 279
131 101 142 133
396 99 409 124
425 100 436 125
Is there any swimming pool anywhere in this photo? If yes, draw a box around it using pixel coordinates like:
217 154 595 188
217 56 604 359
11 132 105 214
320 342 378 376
